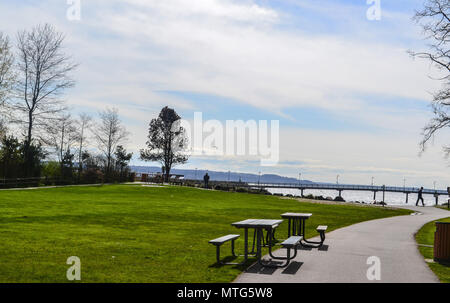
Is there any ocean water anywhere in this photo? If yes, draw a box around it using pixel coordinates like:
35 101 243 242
267 188 448 206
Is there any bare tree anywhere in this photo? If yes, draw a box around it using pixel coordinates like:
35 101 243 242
76 113 92 177
410 0 450 155
0 32 15 106
44 113 79 175
11 24 77 153
92 108 129 178
0 32 15 134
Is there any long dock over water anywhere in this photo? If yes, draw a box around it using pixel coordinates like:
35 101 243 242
243 182 448 204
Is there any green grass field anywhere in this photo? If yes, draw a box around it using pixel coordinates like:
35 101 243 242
0 184 412 283
415 217 450 283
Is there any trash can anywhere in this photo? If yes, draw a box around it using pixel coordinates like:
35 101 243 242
434 222 450 263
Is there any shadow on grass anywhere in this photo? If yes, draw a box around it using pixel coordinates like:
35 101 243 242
436 260 450 267
208 256 256 271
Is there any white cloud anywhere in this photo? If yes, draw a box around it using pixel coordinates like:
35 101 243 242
1 0 448 187
86 0 440 113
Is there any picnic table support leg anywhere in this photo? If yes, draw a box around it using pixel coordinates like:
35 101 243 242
237 228 256 258
302 237 325 248
216 246 221 264
231 239 236 257
244 228 248 262
251 229 256 254
256 228 262 262
261 229 298 268
301 218 319 246
288 219 291 237
302 225 326 248
302 219 306 238
213 241 248 266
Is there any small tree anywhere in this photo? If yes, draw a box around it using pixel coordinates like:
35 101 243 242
19 140 46 179
44 114 79 177
79 151 104 184
76 113 92 178
140 106 188 182
61 149 75 181
92 108 129 180
0 135 22 179
114 145 132 181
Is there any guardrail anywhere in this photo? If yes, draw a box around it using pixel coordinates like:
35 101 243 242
178 179 447 195
245 182 447 195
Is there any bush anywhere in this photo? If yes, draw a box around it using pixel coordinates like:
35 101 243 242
42 161 61 181
81 168 104 184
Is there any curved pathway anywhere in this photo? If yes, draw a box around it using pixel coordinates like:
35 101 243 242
235 206 449 283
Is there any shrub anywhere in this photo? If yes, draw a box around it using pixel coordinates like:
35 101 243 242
81 168 104 184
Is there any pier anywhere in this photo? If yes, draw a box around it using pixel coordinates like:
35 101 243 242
243 182 448 204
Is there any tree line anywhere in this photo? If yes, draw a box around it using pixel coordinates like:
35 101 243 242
0 24 133 185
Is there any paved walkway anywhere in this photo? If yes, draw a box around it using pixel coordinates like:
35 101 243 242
235 206 449 283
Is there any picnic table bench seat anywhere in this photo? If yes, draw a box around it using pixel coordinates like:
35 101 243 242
301 225 328 248
316 225 327 244
263 235 303 268
209 234 240 245
316 225 328 232
209 234 240 265
281 236 303 248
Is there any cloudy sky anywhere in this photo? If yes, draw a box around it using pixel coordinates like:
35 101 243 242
1 0 449 188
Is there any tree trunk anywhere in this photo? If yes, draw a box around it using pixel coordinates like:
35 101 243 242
24 111 33 177
164 163 171 183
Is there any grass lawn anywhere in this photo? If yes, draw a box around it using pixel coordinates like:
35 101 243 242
415 217 450 283
0 184 412 283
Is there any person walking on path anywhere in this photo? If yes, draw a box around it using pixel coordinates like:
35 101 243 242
416 187 425 207
203 173 210 189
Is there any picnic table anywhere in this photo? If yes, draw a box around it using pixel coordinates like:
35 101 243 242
231 219 301 267
281 213 312 238
281 212 327 248
231 219 282 263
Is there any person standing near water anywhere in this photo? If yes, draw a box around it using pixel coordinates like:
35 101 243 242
416 187 425 207
203 173 210 189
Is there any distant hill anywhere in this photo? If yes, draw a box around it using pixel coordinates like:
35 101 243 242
130 166 314 184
